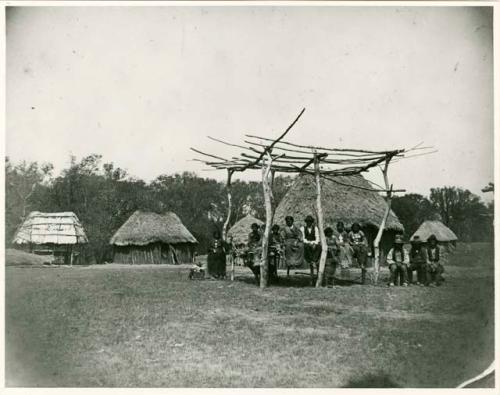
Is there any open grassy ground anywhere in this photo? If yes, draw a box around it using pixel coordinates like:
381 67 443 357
5 242 494 388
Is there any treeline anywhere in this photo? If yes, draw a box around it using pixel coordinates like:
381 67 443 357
5 155 293 263
6 155 493 264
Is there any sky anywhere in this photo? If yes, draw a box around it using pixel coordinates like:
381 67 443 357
6 5 494 201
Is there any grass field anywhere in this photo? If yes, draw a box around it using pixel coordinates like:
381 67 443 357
5 242 494 387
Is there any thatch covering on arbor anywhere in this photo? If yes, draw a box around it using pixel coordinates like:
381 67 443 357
12 211 88 245
227 214 264 246
110 210 198 264
274 174 404 261
411 220 458 243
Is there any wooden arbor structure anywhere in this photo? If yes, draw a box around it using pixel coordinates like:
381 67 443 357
191 108 433 288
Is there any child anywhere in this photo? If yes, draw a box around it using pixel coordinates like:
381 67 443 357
348 222 368 284
324 227 340 287
386 235 410 286
426 234 444 286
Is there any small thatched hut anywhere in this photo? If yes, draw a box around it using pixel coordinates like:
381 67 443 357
274 174 404 262
12 211 88 264
411 220 458 249
227 214 264 246
110 210 198 264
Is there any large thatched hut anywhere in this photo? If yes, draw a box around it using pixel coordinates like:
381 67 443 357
227 214 264 246
411 220 458 249
12 211 88 264
110 210 198 264
274 174 404 262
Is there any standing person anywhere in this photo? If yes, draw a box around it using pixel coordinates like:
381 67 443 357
207 230 226 279
408 235 427 285
280 216 304 277
426 234 444 286
387 235 410 287
348 222 369 285
336 221 353 279
301 215 321 286
324 227 340 287
268 224 282 283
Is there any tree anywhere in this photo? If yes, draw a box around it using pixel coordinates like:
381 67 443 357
391 194 437 237
429 187 492 242
5 157 54 244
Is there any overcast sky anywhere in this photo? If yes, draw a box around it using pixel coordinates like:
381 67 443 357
6 6 494 201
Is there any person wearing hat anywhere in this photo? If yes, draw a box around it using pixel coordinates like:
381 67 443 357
408 235 427 285
426 234 443 286
348 222 369 285
386 234 410 286
301 215 321 286
280 216 304 276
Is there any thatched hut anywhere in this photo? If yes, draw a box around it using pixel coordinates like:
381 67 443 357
274 174 404 262
411 220 458 249
110 210 198 264
12 211 88 264
227 214 264 246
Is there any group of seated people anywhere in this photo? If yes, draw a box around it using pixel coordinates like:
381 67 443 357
387 234 444 287
206 215 444 287
240 215 371 287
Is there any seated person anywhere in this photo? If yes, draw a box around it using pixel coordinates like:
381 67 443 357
280 216 304 276
408 235 427 285
324 227 340 287
348 222 368 285
386 235 409 287
268 224 282 282
426 234 444 286
301 215 321 286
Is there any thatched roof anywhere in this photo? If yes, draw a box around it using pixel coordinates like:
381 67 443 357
12 211 88 245
411 220 458 242
274 174 404 232
110 210 198 246
227 214 264 245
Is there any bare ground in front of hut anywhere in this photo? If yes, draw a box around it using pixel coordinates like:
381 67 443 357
5 242 494 388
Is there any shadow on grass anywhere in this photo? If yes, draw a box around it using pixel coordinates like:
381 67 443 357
342 373 402 388
235 273 363 288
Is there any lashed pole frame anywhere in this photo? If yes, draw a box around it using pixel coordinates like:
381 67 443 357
221 169 235 280
191 110 433 288
372 156 393 284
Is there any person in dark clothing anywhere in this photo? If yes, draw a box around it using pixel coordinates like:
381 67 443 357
324 227 340 287
387 235 409 286
408 235 427 285
426 234 444 286
268 224 282 283
348 222 368 284
207 230 226 279
245 223 262 285
301 215 321 286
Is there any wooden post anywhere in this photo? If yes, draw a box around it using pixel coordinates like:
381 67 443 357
314 154 328 288
373 157 393 284
260 152 274 288
222 169 233 241
70 246 73 266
